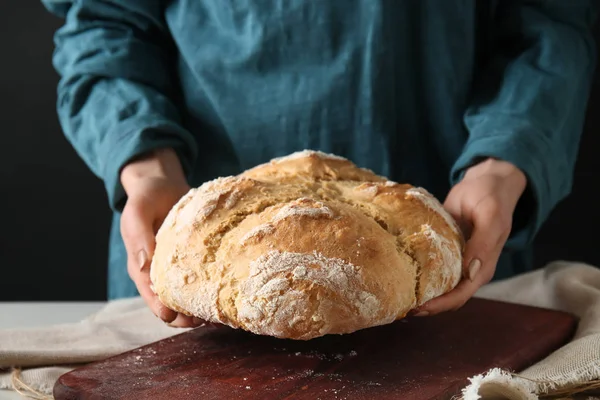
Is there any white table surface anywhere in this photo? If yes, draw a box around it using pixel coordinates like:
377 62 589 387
0 302 107 400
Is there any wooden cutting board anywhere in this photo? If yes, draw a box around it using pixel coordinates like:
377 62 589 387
53 298 577 400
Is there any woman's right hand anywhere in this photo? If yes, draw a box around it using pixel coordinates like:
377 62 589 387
119 148 202 328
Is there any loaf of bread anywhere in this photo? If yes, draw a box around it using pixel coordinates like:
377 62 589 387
150 150 464 340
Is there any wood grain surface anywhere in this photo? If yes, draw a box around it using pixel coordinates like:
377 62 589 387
54 298 577 400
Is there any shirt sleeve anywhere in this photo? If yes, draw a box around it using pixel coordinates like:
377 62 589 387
451 0 598 249
41 0 198 211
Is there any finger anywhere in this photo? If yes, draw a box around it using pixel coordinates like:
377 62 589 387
462 197 509 282
443 189 473 279
167 315 224 329
121 200 177 323
443 188 472 239
129 256 178 323
166 313 197 328
121 199 157 272
415 198 508 316
414 253 498 315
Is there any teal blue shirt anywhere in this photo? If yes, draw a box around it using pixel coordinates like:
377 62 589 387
42 0 597 299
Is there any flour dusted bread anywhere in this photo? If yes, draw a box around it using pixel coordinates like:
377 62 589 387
150 150 464 340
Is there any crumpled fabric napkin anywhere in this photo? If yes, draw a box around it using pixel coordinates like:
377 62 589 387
463 260 600 400
0 296 191 397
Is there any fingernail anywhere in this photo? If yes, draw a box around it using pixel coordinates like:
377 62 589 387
468 258 481 281
138 249 148 271
414 310 429 317
165 321 184 328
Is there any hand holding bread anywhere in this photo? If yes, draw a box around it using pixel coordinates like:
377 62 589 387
149 150 467 339
120 148 203 328
416 158 527 316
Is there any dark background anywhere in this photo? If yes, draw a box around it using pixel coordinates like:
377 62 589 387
1 3 599 301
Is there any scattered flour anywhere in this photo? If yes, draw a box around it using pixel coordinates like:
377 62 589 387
292 350 358 361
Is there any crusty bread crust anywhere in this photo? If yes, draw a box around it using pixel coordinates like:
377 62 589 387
150 150 464 340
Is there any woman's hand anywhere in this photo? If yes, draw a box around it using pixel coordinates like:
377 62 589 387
414 158 527 316
120 148 201 328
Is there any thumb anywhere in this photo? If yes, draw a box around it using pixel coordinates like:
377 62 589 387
443 192 473 242
121 198 156 272
443 188 473 280
462 197 507 283
120 198 178 323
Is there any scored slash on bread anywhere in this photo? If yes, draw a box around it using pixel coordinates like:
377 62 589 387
150 150 464 340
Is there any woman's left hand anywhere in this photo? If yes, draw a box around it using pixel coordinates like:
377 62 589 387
413 158 527 316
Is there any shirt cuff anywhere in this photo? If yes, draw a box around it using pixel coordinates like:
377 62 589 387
450 130 566 248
